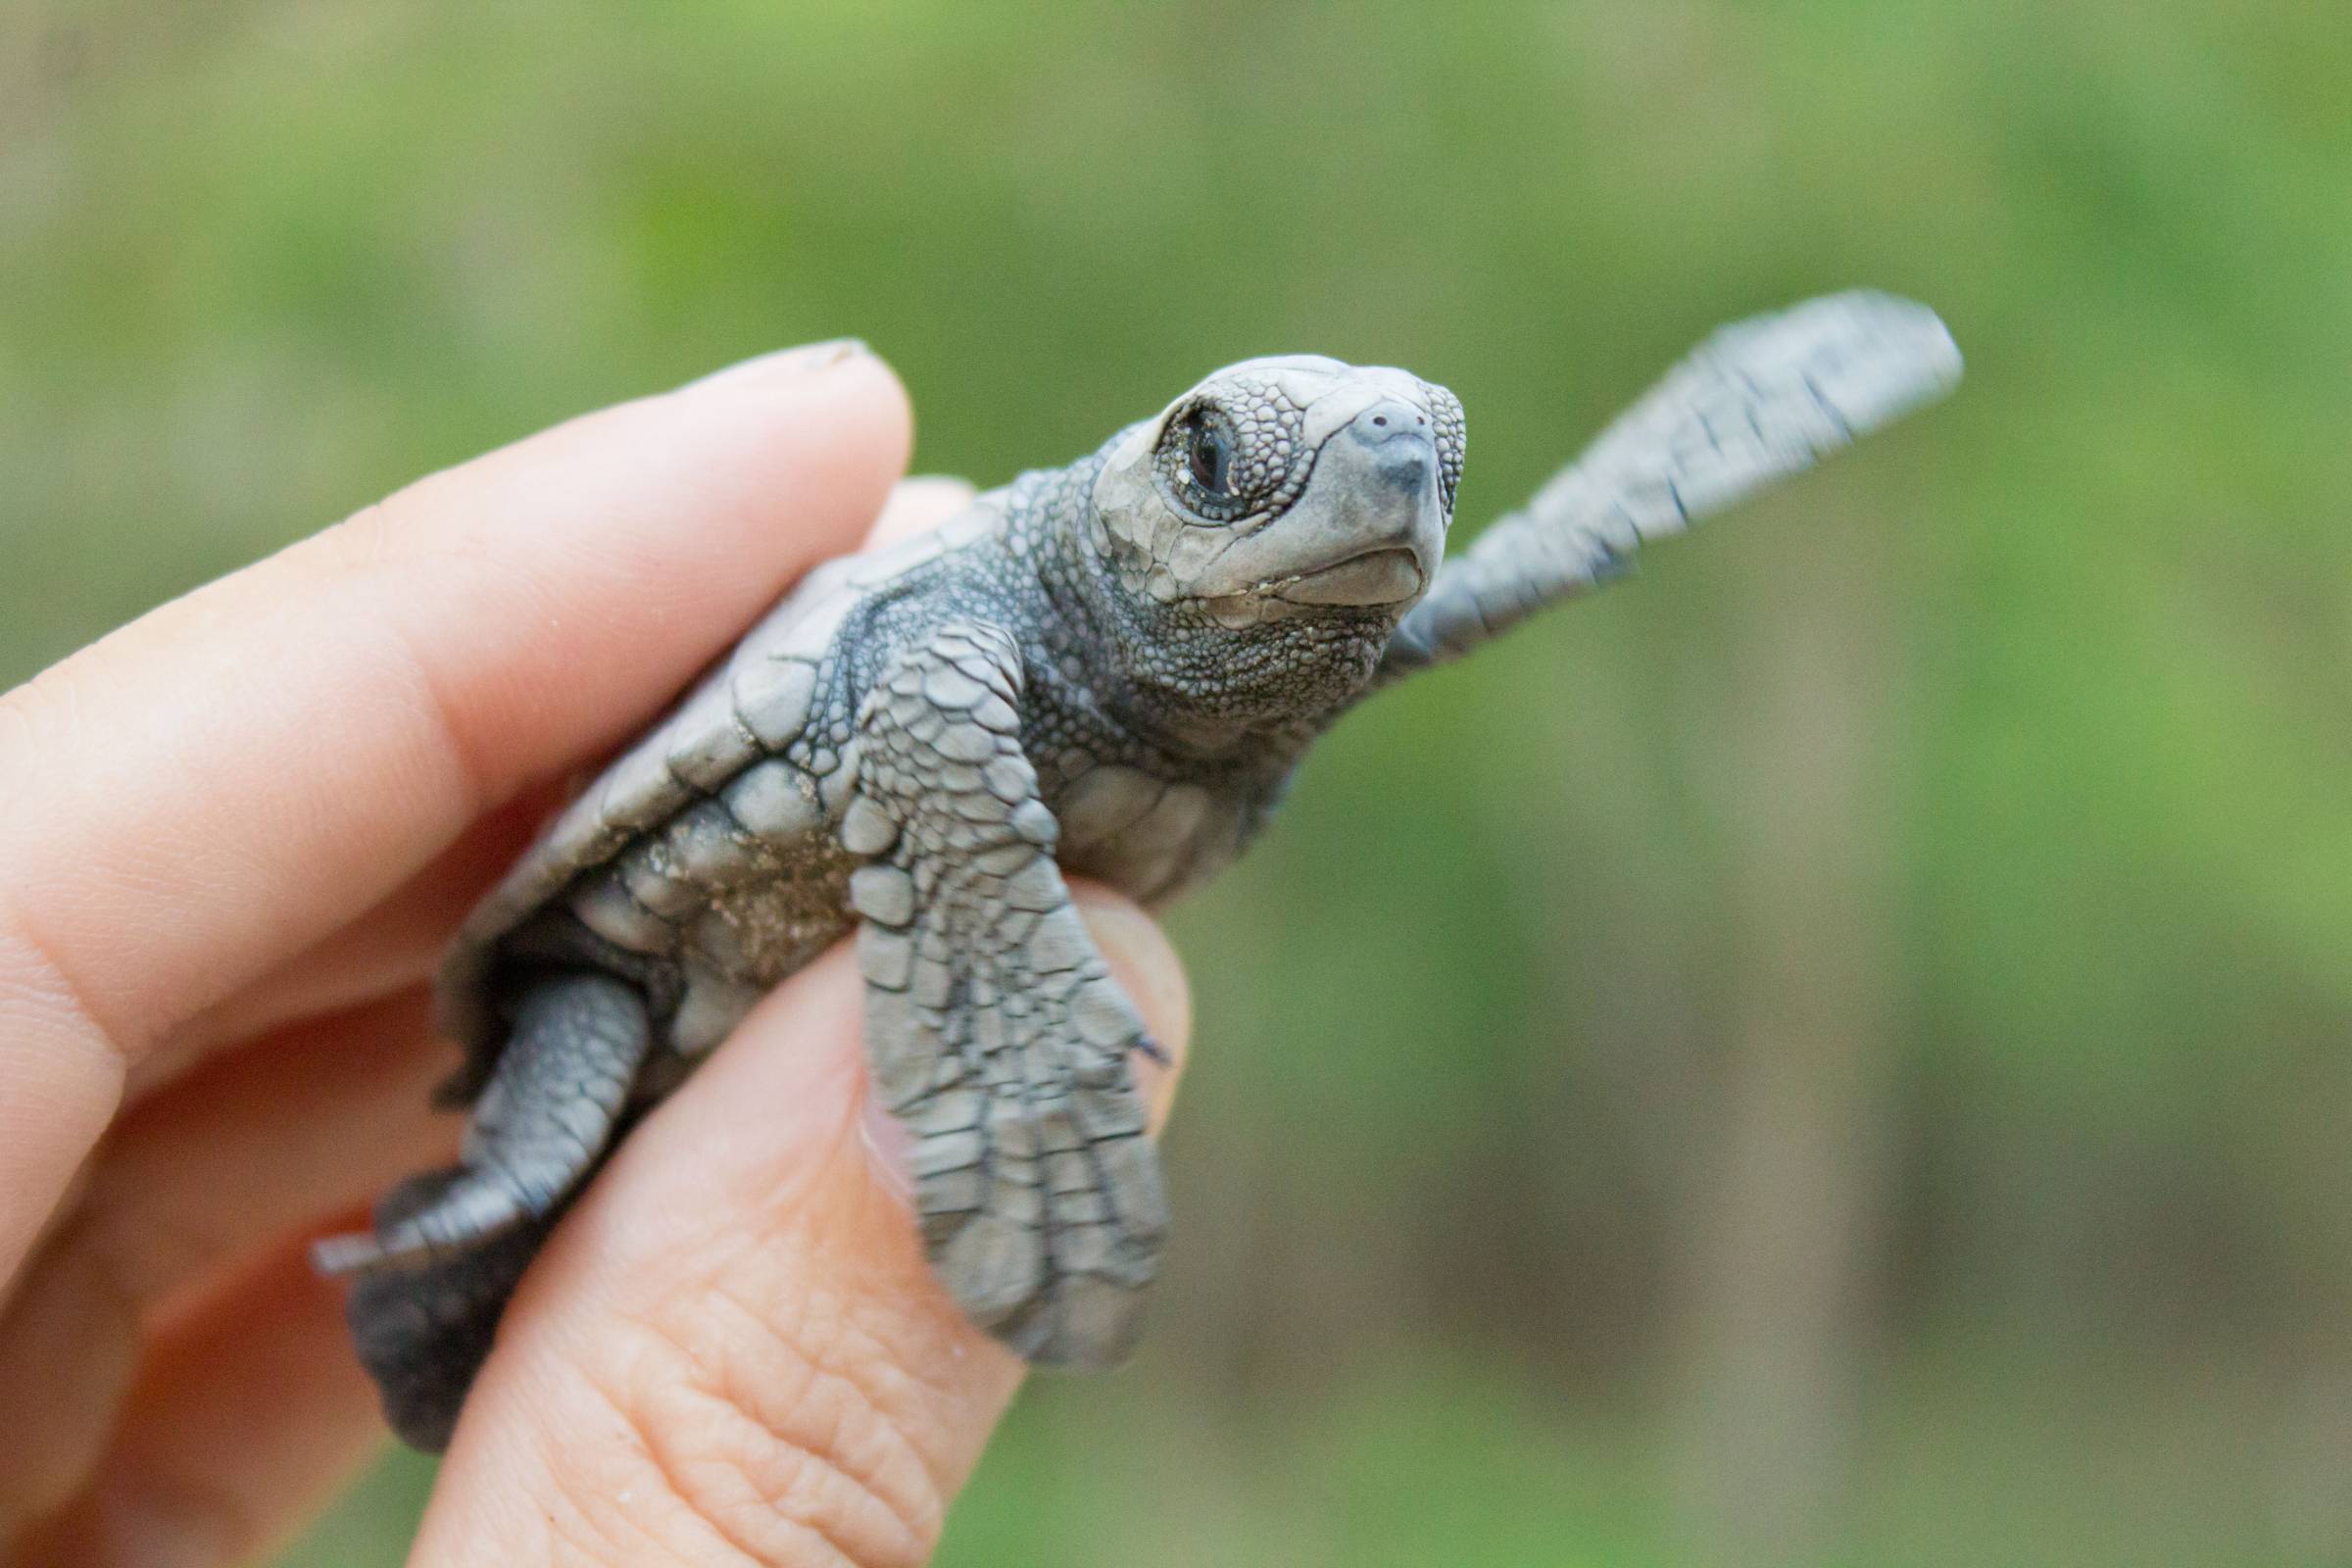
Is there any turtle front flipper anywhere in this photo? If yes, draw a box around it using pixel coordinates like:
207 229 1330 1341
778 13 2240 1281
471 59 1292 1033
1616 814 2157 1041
1374 292 1962 686
315 968 654 1450
845 620 1168 1367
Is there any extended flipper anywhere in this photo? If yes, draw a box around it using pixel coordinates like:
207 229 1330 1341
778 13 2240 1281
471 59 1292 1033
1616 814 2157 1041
1376 292 1961 684
844 620 1168 1367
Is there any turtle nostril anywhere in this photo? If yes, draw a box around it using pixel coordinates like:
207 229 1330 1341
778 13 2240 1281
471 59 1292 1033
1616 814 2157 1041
1350 399 1431 446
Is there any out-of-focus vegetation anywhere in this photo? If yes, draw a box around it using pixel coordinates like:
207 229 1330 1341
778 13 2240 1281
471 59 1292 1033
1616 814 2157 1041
5 1 2349 1562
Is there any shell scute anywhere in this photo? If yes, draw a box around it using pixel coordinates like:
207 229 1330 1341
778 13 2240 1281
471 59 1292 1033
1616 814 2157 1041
433 496 1006 1058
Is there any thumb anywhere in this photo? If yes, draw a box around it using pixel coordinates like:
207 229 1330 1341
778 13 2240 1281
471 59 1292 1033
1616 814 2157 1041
406 885 1188 1567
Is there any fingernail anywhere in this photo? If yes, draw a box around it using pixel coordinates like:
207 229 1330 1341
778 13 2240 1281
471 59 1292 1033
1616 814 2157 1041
683 337 871 391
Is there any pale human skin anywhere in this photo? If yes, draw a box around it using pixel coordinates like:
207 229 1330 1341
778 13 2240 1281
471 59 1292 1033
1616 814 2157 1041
0 341 1184 1566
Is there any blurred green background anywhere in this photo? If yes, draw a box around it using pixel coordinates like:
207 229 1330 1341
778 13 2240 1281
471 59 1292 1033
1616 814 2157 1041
5 1 2349 1562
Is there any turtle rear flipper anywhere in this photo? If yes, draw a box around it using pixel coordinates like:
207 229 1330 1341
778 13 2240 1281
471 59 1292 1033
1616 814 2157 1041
316 971 652 1273
340 1171 564 1452
316 970 654 1449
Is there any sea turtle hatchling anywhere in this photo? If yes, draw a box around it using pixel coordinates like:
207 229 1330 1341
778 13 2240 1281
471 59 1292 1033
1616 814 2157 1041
318 292 1962 1451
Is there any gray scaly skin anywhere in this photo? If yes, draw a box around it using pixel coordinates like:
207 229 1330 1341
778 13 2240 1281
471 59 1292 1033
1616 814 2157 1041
317 292 1962 1451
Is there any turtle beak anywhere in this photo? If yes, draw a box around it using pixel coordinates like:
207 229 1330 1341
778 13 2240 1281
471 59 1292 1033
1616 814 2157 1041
1188 399 1446 616
1274 401 1444 606
1273 545 1427 607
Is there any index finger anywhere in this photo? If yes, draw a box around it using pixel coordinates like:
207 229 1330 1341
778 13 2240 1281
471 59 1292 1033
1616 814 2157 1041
0 340 910 1286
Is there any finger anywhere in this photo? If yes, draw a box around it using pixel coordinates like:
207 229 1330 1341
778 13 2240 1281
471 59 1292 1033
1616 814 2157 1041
0 466 991 1521
864 474 977 548
410 888 1187 1567
158 474 979 1077
5 1244 388 1568
0 466 988 1549
0 992 452 1524
0 342 910 1287
149 788 559 1092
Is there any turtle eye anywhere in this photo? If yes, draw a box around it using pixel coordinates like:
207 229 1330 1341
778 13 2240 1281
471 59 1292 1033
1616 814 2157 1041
1184 412 1233 496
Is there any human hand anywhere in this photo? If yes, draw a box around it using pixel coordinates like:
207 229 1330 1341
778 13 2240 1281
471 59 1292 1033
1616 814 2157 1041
0 341 1189 1566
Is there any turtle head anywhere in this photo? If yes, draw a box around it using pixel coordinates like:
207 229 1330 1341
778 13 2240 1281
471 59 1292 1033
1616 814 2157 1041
1087 357 1465 631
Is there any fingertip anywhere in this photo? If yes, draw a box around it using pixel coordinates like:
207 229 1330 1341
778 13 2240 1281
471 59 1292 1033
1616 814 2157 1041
772 343 914 482
661 338 914 516
866 475 981 548
1069 883 1191 1126
675 337 872 392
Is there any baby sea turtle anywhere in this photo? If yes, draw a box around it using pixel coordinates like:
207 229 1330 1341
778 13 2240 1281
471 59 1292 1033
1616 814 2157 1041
318 292 1961 1450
